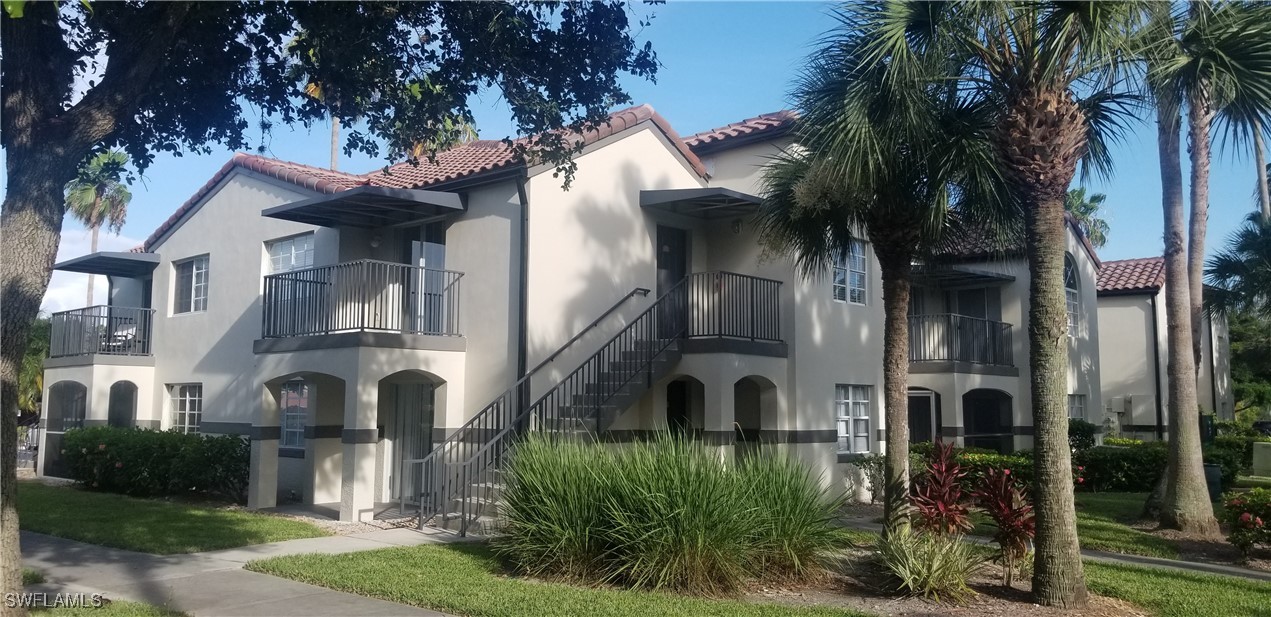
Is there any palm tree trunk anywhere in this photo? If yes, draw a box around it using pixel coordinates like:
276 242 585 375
1187 79 1212 374
877 251 912 536
87 221 100 306
1023 191 1088 609
330 116 340 171
1159 101 1221 535
1255 118 1270 224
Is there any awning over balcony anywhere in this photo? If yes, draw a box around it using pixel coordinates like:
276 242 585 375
262 185 464 228
640 188 762 219
911 264 1015 287
53 251 160 278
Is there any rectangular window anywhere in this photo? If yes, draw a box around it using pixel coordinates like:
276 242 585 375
280 380 308 449
1068 393 1087 420
267 233 315 273
1066 289 1079 337
835 384 872 453
174 255 209 313
833 239 868 305
170 384 203 434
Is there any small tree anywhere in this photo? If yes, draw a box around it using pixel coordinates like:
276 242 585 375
975 468 1036 587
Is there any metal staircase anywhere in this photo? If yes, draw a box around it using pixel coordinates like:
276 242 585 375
400 271 782 535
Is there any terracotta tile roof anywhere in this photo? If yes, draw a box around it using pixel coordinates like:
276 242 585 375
683 110 798 153
142 153 368 250
141 105 705 250
931 213 1102 268
1098 256 1165 294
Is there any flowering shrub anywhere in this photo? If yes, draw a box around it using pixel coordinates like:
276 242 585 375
1222 489 1271 559
911 441 973 535
973 468 1035 587
62 426 250 502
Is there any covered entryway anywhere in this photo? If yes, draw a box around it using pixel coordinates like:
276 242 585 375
907 389 938 444
665 376 705 436
379 371 441 503
734 375 779 459
963 389 1013 453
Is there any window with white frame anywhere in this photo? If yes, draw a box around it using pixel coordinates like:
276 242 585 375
833 238 869 305
1064 255 1079 337
267 233 315 273
174 255 209 314
280 380 308 449
1068 393 1087 420
835 384 872 453
170 384 203 434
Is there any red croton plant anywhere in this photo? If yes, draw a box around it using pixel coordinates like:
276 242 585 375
911 441 974 535
974 468 1036 587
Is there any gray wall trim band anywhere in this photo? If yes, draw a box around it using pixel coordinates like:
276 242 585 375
44 354 155 369
342 428 379 444
728 428 839 444
83 420 109 427
279 448 305 459
682 338 788 358
1011 426 1035 436
250 425 281 440
304 425 343 439
909 361 1019 377
940 426 965 437
254 331 466 354
201 421 252 436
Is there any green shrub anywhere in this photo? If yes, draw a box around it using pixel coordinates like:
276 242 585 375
496 434 845 595
1104 437 1144 447
855 453 885 504
62 426 250 502
873 526 984 603
1069 419 1099 451
1073 443 1168 492
1214 434 1271 472
1222 489 1271 559
957 451 1032 487
1204 443 1244 487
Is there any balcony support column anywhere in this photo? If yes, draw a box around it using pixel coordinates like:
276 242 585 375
247 382 283 510
340 377 379 522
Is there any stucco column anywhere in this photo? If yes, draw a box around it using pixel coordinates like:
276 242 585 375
306 376 345 505
703 375 735 462
341 377 379 522
247 383 282 510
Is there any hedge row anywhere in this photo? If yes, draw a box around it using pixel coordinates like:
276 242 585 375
62 426 250 502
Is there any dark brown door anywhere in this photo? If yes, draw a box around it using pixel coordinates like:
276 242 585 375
656 225 688 338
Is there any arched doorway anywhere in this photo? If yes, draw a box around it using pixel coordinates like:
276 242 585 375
108 381 137 428
665 376 705 436
379 370 445 504
44 380 87 478
963 389 1013 453
734 375 778 459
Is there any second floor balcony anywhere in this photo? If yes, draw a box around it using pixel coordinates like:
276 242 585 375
908 313 1014 367
50 305 154 358
261 259 463 339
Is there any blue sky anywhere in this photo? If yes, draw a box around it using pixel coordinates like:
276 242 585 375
30 1 1266 311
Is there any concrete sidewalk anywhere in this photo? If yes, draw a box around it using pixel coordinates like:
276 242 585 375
21 528 466 616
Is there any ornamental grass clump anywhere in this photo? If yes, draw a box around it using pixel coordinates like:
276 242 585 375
495 433 846 595
873 526 984 604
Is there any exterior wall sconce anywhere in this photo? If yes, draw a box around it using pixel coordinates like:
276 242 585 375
732 219 742 234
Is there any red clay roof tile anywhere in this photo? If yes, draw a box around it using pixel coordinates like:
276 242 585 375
1098 256 1165 294
683 110 797 152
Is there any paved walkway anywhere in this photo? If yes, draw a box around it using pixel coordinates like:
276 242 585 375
21 528 468 616
841 520 1271 583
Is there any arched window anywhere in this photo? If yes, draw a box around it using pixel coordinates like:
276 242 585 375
108 381 137 428
1064 254 1080 337
47 381 87 431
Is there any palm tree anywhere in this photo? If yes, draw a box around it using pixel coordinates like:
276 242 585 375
1064 188 1110 248
1207 212 1271 316
64 150 132 306
860 2 1145 607
1144 0 1271 535
757 6 1005 538
17 317 49 415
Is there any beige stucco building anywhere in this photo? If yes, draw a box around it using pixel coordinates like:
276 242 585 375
1097 257 1234 440
37 104 1130 527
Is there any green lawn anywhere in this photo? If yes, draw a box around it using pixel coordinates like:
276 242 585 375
247 543 868 617
17 481 327 554
974 492 1179 559
22 568 45 585
1085 562 1271 617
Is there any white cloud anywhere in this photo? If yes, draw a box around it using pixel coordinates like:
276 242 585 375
41 227 145 314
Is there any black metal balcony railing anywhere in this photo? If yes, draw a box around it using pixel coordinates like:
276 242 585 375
685 271 782 342
908 313 1014 366
262 259 463 338
49 305 154 357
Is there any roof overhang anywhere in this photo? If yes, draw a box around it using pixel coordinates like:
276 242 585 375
639 188 761 220
911 264 1015 287
53 251 160 278
262 185 465 228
